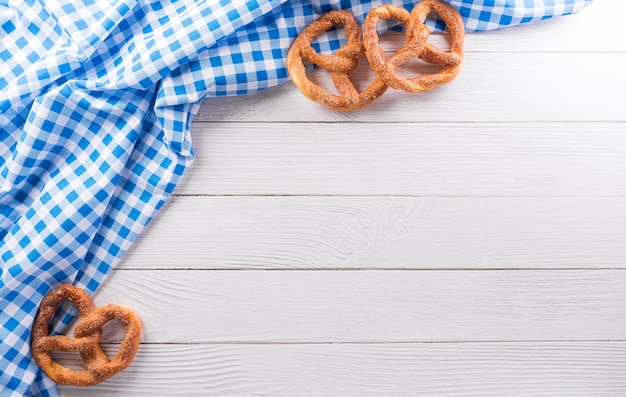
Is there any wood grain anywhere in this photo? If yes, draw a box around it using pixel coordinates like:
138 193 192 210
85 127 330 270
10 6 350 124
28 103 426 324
120 196 626 270
58 342 626 396
176 122 626 196
92 269 626 343
194 52 626 123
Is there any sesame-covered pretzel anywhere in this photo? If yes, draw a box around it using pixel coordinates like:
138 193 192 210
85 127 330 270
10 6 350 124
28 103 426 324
31 284 142 386
286 10 388 111
363 0 465 93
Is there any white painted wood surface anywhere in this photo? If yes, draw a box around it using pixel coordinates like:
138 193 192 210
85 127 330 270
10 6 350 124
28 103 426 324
59 342 626 396
123 196 626 269
177 123 626 196
59 1 626 395
90 269 626 343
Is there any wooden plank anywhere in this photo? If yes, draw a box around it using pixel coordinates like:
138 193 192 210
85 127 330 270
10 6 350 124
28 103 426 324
459 0 626 53
121 196 626 270
194 52 626 122
58 342 626 396
177 122 626 196
92 269 626 343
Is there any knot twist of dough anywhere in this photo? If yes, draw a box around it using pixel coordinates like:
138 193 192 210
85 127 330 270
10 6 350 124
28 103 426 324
287 10 389 112
363 0 465 93
31 284 142 386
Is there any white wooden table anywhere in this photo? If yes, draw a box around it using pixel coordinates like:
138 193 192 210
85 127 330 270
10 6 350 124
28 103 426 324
60 1 626 395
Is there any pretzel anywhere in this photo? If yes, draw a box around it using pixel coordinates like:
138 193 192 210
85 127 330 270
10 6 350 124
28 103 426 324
286 10 388 111
31 284 142 386
363 0 465 93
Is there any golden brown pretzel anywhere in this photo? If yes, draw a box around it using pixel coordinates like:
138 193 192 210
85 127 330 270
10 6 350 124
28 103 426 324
287 10 388 111
363 0 465 93
31 284 142 386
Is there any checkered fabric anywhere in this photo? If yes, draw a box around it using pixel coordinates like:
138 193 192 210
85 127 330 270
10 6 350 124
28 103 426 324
1 0 591 395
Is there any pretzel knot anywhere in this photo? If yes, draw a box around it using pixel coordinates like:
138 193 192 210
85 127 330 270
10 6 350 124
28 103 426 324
363 0 465 93
287 0 465 110
31 284 142 386
286 10 388 112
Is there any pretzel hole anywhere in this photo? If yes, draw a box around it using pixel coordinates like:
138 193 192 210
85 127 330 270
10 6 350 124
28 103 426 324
378 18 402 34
92 318 128 364
347 55 378 92
99 317 128 344
310 25 348 58
43 299 81 337
307 67 340 96
51 351 87 371
427 31 452 52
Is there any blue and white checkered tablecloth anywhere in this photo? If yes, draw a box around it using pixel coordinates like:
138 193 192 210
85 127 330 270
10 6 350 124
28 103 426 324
0 0 591 395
